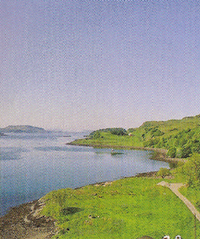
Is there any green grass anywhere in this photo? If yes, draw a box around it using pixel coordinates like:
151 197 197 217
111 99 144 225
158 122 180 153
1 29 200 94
180 186 200 212
71 131 144 148
41 177 200 238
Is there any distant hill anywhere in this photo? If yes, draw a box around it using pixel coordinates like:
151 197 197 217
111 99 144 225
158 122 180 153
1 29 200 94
0 125 46 133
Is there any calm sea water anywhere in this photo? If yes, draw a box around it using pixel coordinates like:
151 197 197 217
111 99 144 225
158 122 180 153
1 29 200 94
0 132 169 216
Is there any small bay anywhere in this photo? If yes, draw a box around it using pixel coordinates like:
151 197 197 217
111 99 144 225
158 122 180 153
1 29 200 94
0 132 169 216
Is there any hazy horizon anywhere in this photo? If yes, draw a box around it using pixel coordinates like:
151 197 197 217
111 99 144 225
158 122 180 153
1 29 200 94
1 113 199 133
1 0 200 131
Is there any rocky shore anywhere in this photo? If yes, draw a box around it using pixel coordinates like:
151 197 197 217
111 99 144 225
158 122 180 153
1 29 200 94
0 199 56 239
0 170 160 239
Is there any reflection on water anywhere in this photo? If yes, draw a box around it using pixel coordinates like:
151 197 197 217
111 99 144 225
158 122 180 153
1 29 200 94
0 132 169 216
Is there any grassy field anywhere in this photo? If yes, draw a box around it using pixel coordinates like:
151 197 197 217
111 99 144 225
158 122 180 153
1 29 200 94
70 131 144 148
41 177 200 238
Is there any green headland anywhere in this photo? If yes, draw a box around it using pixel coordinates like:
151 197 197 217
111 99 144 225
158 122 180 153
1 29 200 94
69 114 200 159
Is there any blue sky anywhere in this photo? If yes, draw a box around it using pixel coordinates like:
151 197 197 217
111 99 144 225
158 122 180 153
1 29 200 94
1 0 200 131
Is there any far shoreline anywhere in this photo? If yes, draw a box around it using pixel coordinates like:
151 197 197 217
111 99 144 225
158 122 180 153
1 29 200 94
67 141 187 163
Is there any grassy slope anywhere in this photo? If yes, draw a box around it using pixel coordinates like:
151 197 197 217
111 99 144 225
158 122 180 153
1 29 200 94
71 131 144 148
70 114 200 158
41 177 200 238
180 186 200 212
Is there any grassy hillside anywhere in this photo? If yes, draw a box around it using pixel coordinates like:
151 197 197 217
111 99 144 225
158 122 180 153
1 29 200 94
70 115 200 158
41 177 200 239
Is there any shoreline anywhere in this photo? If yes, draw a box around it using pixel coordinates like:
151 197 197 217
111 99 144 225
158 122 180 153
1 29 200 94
0 171 159 239
67 142 187 163
0 144 186 238
0 199 56 239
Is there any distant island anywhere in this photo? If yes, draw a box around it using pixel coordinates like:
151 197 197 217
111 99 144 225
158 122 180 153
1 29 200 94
0 125 46 133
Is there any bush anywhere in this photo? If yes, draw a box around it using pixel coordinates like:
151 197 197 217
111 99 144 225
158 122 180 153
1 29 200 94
51 189 68 209
181 145 192 158
143 138 159 147
110 128 127 136
192 140 200 154
167 147 177 158
182 154 200 187
151 128 164 137
156 168 171 178
93 131 101 139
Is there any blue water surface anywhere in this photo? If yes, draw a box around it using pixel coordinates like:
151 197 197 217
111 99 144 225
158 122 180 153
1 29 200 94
0 132 169 216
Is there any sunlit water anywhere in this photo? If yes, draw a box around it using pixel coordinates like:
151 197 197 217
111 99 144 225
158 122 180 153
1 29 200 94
0 132 169 216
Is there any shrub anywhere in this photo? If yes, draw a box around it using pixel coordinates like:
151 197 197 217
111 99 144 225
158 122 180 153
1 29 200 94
167 147 177 158
179 138 188 147
110 128 127 136
143 138 159 147
192 140 200 154
182 154 200 187
93 131 101 139
181 145 192 158
156 168 171 178
151 128 164 137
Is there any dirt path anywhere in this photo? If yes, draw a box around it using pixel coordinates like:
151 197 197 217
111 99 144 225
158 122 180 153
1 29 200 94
157 181 200 221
